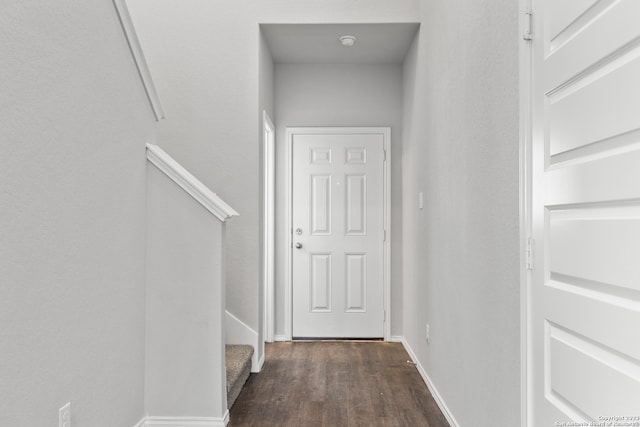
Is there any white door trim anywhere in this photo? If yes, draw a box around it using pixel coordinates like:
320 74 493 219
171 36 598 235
263 111 276 343
284 127 392 341
519 0 533 425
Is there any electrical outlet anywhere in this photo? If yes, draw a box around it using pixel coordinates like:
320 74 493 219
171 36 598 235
426 324 431 343
59 402 71 427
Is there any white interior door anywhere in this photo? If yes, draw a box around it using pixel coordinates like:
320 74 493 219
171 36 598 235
530 0 640 424
291 130 385 338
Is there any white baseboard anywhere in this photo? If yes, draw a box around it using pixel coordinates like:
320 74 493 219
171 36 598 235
258 352 265 371
389 335 403 342
225 310 261 372
137 412 229 427
274 334 287 342
397 337 460 427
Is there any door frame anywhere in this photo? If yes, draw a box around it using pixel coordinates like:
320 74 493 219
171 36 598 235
519 0 533 425
284 127 392 341
263 111 276 343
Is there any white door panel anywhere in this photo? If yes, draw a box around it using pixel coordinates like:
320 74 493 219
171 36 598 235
531 0 640 424
544 285 640 360
546 0 598 45
292 132 384 338
548 53 640 156
547 323 640 420
546 150 640 204
544 0 640 87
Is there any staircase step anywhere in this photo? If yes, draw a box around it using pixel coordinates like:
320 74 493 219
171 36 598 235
225 344 253 408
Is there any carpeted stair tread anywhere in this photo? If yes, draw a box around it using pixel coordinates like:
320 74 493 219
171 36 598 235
226 344 253 409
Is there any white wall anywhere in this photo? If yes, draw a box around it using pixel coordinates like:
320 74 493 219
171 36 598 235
273 63 404 337
145 165 226 418
126 0 262 346
127 0 418 364
402 1 520 426
0 1 155 425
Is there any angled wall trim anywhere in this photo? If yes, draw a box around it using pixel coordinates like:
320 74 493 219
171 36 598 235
225 310 261 373
113 0 165 121
146 144 239 222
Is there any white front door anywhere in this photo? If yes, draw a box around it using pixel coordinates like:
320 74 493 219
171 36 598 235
291 129 386 338
530 0 640 424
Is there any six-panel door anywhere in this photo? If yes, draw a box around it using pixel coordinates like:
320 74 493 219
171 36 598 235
292 132 384 338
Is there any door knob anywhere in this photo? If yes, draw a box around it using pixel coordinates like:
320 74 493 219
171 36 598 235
295 242 302 249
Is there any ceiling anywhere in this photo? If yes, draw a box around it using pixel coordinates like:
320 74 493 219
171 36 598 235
261 23 420 64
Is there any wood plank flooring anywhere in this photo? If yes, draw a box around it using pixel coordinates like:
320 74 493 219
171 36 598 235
229 342 450 427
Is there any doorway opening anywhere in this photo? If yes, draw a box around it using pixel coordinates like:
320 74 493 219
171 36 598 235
263 111 276 343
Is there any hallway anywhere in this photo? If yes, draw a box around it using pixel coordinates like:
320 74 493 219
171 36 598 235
5 0 514 423
229 342 449 426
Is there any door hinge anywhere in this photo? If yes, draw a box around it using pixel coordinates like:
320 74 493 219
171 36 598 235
383 149 387 162
526 237 534 270
523 11 533 41
383 310 386 322
383 230 387 242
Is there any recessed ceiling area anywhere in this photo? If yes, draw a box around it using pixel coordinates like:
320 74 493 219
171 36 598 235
261 23 420 64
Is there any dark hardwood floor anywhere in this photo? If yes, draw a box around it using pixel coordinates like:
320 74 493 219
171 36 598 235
229 341 450 427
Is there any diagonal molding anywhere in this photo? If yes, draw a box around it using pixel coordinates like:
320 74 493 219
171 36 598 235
113 0 165 121
146 144 239 222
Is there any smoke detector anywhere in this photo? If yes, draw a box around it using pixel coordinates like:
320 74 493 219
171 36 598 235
339 35 357 47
